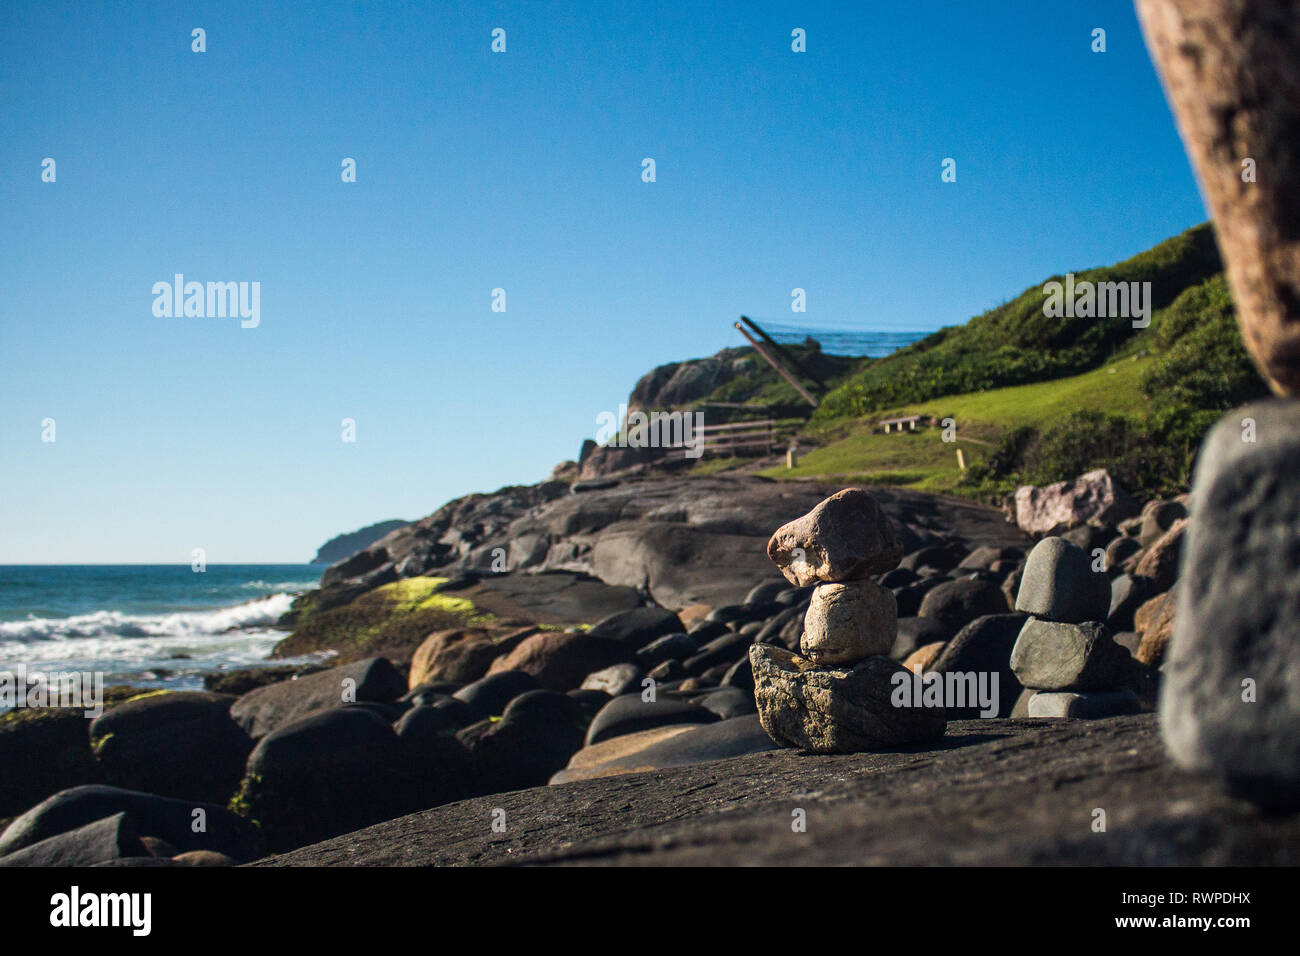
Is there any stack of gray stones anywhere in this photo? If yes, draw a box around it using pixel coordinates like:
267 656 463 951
1009 536 1142 718
749 488 946 753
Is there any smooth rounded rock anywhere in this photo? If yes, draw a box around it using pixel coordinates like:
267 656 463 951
584 693 717 746
917 578 1007 633
1026 689 1142 719
1010 618 1128 692
800 579 897 665
1014 537 1111 624
766 488 904 586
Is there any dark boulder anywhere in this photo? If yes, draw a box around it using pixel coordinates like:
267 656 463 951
486 631 633 691
585 693 718 746
930 614 1028 718
0 785 263 862
90 691 251 803
683 631 754 675
900 545 960 573
453 670 540 719
587 606 683 646
235 706 461 852
229 657 407 739
0 812 147 868
635 632 698 668
895 577 952 618
891 616 951 661
1108 573 1151 632
917 579 1007 633
0 709 97 818
457 691 588 794
695 687 756 719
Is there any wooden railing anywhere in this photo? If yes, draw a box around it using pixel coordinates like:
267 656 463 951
694 419 776 456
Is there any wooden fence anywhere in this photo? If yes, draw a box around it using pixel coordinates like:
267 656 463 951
694 419 776 456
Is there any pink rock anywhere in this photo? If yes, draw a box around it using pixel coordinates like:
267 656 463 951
1013 469 1138 535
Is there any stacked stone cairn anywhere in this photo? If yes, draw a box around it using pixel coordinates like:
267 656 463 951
1009 537 1142 719
749 488 946 753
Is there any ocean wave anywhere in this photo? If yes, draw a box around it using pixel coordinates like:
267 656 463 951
0 592 295 644
240 580 318 591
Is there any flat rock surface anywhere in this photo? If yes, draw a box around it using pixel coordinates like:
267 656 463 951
325 477 1032 611
256 714 1300 866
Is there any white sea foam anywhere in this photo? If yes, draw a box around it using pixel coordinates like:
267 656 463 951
0 593 302 687
0 592 294 644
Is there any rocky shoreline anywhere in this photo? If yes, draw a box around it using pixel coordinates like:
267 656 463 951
1 467 1239 867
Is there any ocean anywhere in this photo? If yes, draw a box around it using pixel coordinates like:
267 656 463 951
0 565 324 695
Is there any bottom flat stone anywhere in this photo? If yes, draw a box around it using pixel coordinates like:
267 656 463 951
750 643 946 754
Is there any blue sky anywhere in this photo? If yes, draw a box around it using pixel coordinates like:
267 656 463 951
0 0 1208 563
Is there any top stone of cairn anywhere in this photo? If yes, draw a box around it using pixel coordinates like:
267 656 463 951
766 488 903 586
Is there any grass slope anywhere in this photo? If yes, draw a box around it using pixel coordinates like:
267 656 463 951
814 223 1222 420
762 354 1154 493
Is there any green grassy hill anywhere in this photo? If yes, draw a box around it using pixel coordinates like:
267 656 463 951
762 354 1156 492
813 223 1224 420
723 224 1272 501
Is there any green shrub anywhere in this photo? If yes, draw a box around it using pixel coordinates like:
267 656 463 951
1141 274 1268 414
